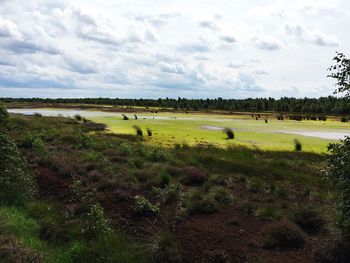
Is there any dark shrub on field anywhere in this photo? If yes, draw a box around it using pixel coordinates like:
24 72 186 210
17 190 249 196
182 166 207 185
314 237 350 263
294 139 302 151
289 115 303 121
147 127 152 136
341 116 348 122
293 208 326 234
153 231 181 263
122 114 129 120
185 190 218 215
133 125 143 136
263 220 306 250
223 128 234 139
74 114 82 121
0 132 37 205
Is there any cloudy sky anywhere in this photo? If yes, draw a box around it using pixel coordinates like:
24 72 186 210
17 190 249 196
0 0 349 99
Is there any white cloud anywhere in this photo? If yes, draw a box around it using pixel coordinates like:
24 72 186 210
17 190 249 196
0 0 349 98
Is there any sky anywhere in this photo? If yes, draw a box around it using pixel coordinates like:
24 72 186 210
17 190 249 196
0 0 349 99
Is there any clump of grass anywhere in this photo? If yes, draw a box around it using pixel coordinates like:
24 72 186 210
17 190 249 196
209 186 233 205
134 195 160 215
152 183 181 204
184 190 218 215
294 139 302 151
293 207 327 235
159 172 171 187
223 128 234 139
248 178 263 193
133 125 143 137
255 206 281 221
263 220 306 250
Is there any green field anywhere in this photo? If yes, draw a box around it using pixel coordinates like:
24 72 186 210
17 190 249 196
89 112 350 153
8 108 350 153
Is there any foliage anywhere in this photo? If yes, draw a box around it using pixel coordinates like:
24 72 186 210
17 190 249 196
326 137 350 235
0 132 37 205
184 190 218 215
0 102 9 127
134 195 160 215
328 52 350 97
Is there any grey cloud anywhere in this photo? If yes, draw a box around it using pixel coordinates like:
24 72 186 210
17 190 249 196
221 35 236 43
252 36 282 51
199 21 217 31
158 62 185 74
285 24 339 47
0 38 60 54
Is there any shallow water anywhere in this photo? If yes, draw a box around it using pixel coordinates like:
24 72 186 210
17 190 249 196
278 131 350 140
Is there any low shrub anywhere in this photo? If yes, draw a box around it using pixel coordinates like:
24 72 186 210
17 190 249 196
341 116 348 122
0 102 9 127
74 114 82 121
159 172 171 187
152 183 181 204
0 132 37 205
209 186 233 205
223 128 234 139
263 220 306 250
294 139 302 151
133 125 143 137
185 190 218 215
134 195 160 215
255 206 281 221
293 208 326 234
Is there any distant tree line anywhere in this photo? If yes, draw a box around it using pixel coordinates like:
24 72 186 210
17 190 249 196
2 96 350 114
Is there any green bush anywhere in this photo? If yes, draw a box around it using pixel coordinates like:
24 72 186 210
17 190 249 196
294 139 302 151
134 195 160 215
327 137 350 235
0 132 37 205
0 102 9 127
209 186 233 205
263 220 306 250
159 172 171 187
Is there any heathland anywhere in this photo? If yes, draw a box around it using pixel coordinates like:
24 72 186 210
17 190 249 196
0 101 348 262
